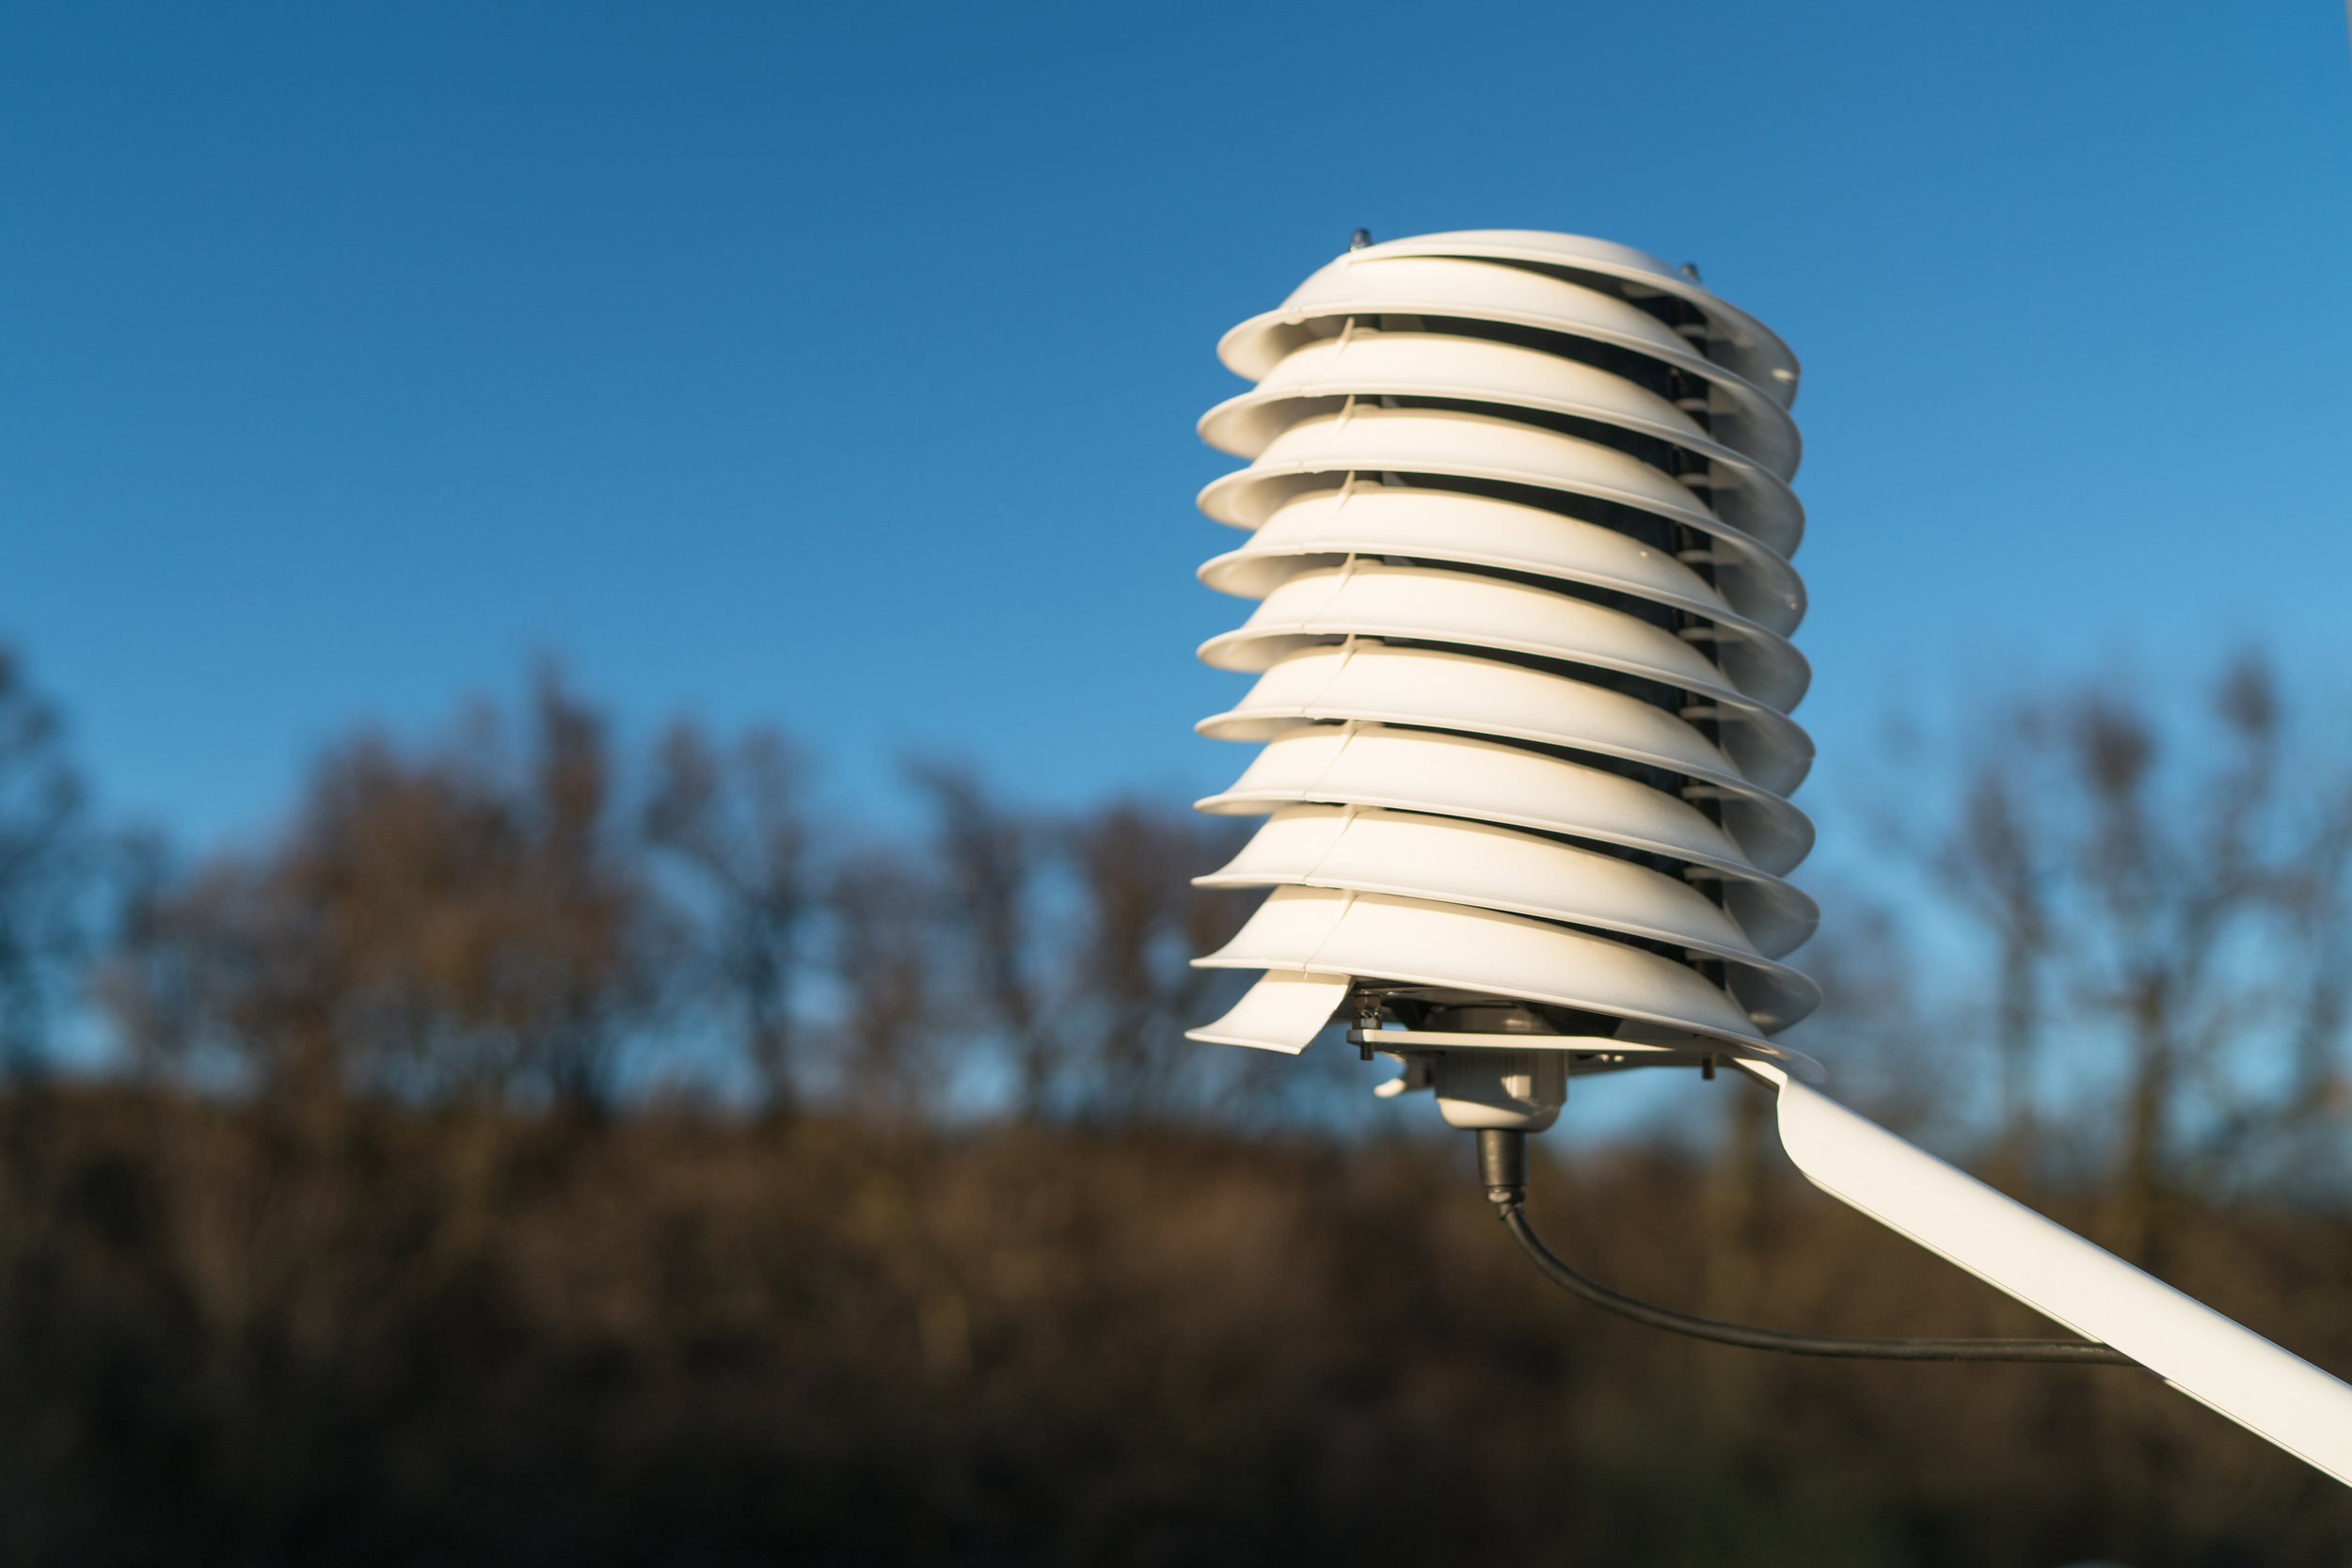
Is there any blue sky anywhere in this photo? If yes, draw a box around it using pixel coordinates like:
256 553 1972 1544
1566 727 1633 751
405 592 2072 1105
4 0 2350 853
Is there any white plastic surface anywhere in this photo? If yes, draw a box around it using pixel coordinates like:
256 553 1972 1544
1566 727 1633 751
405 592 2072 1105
1202 332 1714 460
1200 640 1814 800
1200 557 1807 714
1216 251 1802 474
1197 803 1819 1029
1200 404 1804 561
1186 230 1818 1051
1197 331 1803 551
1198 486 1807 650
1184 969 1352 1053
1196 723 1817 942
1196 884 1802 1057
1348 230 1803 401
1753 1063 2352 1487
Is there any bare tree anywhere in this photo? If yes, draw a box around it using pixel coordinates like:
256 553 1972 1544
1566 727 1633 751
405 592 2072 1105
2261 755 2352 1196
909 762 1057 1118
0 649 92 1071
825 845 939 1121
644 721 815 1111
1897 652 2352 1267
1935 708 2058 1189
1061 797 1252 1122
98 673 669 1115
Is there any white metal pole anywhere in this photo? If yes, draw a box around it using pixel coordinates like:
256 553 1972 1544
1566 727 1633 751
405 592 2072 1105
1745 1060 2352 1486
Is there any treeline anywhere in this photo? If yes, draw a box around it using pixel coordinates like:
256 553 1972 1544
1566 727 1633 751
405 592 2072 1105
1828 651 2352 1263
0 657 1311 1126
0 648 2347 1564
3 1088 2348 1566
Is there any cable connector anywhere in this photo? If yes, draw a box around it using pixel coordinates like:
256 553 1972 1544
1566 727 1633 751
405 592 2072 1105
1476 1128 1526 1209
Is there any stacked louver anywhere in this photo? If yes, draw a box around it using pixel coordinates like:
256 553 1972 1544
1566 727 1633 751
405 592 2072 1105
1184 230 1822 1085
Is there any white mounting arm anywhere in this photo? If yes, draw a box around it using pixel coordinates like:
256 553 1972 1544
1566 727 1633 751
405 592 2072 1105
1744 1061 2352 1486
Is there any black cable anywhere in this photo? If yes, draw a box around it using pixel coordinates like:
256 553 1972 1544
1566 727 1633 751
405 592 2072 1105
1476 1129 2139 1367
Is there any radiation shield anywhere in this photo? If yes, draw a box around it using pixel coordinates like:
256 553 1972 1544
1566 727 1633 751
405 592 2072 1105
1183 227 2352 1490
1198 484 1811 669
1194 803 1820 1030
1196 330 1803 551
1198 556 1810 715
1198 640 1815 807
1199 402 1804 562
1216 249 1802 475
1196 723 1818 954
